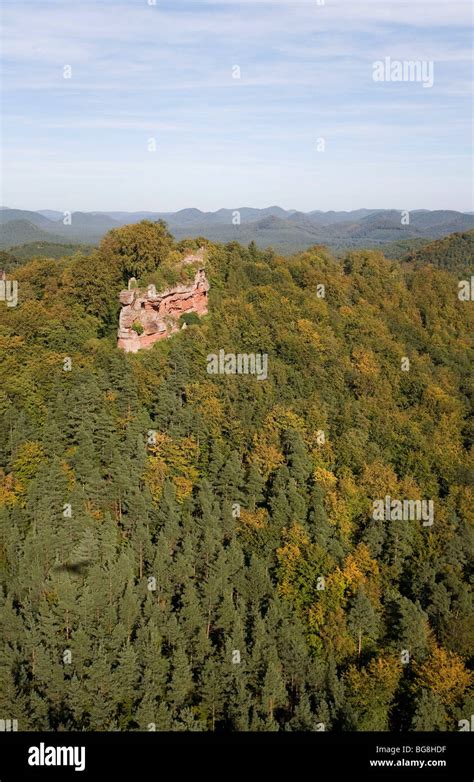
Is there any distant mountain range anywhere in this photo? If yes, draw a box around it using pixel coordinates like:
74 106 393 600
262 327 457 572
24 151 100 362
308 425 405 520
1 206 473 253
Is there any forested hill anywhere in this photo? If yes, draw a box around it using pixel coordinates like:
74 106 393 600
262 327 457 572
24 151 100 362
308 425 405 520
1 206 473 254
402 229 474 276
0 222 472 731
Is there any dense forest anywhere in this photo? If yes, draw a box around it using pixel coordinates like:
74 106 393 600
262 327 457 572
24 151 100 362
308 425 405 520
0 221 472 732
402 230 474 276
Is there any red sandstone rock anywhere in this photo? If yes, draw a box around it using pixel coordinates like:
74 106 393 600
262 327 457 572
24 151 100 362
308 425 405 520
117 264 209 353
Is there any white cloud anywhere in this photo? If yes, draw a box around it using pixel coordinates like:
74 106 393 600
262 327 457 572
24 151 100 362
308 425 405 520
2 0 471 210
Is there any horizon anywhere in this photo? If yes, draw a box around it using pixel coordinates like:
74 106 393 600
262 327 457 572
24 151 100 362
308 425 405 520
2 0 473 213
3 205 473 217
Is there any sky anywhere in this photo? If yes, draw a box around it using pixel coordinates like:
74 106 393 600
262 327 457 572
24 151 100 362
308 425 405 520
1 0 473 212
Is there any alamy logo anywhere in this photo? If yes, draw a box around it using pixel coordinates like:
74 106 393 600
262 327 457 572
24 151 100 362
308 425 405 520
0 279 18 308
207 349 268 381
372 495 434 527
28 743 86 772
372 57 434 88
458 277 474 300
0 718 18 731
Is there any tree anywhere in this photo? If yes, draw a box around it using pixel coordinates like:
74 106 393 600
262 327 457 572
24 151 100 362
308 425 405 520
344 657 401 730
415 647 473 711
389 596 429 660
411 689 447 731
347 588 380 658
1 228 472 734
168 643 193 711
261 651 287 723
98 220 173 283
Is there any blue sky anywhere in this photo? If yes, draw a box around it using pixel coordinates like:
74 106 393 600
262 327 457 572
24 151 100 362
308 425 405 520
2 0 472 212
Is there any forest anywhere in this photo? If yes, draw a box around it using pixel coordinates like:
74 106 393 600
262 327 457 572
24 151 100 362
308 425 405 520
0 220 472 731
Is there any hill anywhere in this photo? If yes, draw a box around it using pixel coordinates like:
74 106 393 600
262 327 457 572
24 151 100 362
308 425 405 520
0 219 74 249
0 241 95 268
402 229 474 275
0 208 55 229
0 222 472 732
2 207 473 253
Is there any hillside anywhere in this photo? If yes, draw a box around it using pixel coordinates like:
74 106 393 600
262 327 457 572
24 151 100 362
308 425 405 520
0 219 72 249
0 208 55 228
0 241 95 268
1 207 473 254
402 230 474 275
0 223 472 732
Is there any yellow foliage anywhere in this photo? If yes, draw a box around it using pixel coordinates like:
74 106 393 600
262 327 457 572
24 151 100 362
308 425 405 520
0 470 19 508
249 434 284 479
307 568 354 660
173 476 194 503
346 656 402 707
276 523 310 598
307 428 334 470
264 405 306 437
277 522 309 568
10 441 45 499
146 455 167 502
352 346 380 378
339 305 353 317
432 413 464 474
342 544 381 602
239 507 268 530
457 484 473 527
0 335 25 352
84 500 103 521
249 405 313 479
424 384 461 415
325 490 353 539
360 461 399 497
185 382 225 436
415 646 473 708
326 567 349 601
398 475 422 499
146 432 199 502
309 604 355 659
61 460 76 490
296 319 323 351
314 466 337 492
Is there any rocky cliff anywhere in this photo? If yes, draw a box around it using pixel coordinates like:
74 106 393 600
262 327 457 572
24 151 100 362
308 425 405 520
117 256 209 353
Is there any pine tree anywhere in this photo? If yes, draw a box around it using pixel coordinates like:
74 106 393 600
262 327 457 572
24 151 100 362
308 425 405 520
168 643 193 711
261 651 287 724
347 588 380 657
199 657 225 730
390 596 429 660
412 689 447 730
281 428 311 487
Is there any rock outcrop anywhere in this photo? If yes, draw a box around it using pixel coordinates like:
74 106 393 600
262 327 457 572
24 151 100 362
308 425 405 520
117 257 209 353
